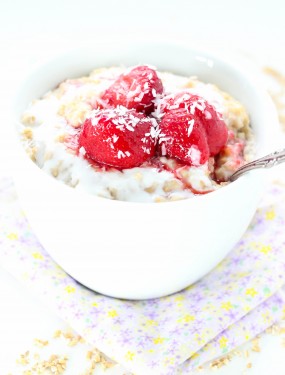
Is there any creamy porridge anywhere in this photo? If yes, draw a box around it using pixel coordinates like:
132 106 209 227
19 65 253 202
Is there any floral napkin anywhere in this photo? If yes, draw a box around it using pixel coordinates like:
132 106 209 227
1 176 285 375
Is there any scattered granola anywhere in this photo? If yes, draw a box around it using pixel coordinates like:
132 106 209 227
10 328 116 375
16 350 30 366
209 355 231 369
34 339 49 348
6 312 285 375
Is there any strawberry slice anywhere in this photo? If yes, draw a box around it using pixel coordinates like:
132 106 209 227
158 109 210 166
101 65 163 114
159 92 228 156
79 106 157 169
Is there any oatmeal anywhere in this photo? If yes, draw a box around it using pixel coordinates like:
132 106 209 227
19 65 253 202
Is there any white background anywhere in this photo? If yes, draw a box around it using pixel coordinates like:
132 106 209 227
1 1 285 374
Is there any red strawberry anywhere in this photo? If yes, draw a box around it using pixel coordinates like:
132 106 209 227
158 109 210 166
159 92 228 156
78 106 156 169
159 91 195 113
100 65 163 114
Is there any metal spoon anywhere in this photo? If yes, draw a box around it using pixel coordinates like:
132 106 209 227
229 148 285 182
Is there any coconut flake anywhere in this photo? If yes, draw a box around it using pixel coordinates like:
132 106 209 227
159 136 171 144
79 146 86 156
187 119 195 137
134 91 145 102
117 150 126 159
190 99 206 114
187 146 201 166
161 143 167 156
116 124 125 131
182 93 190 101
142 146 151 154
125 124 135 132
205 110 212 119
144 82 149 91
127 85 141 99
112 134 119 143
129 115 140 126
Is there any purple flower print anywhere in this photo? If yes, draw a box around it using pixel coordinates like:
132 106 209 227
1 180 285 375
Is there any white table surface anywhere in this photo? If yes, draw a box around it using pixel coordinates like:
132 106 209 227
1 1 285 374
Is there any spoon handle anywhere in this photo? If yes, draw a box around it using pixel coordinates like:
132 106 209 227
229 148 285 182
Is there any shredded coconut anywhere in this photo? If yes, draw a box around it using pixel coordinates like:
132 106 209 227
187 119 195 137
187 146 201 166
79 146 86 156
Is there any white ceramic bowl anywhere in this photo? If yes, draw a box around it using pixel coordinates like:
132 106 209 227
11 41 279 299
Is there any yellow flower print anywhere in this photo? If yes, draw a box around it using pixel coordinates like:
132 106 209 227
153 337 165 344
250 241 272 254
262 312 273 324
65 285 76 293
7 232 18 240
178 314 195 323
219 336 228 349
245 288 258 297
194 333 206 346
174 295 185 302
145 319 158 327
91 302 98 307
260 245 272 254
183 314 195 322
107 309 118 318
164 357 175 365
32 252 44 260
221 302 233 311
244 332 251 340
125 351 135 361
265 209 276 220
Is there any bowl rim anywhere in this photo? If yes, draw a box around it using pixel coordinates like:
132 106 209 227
11 40 280 206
